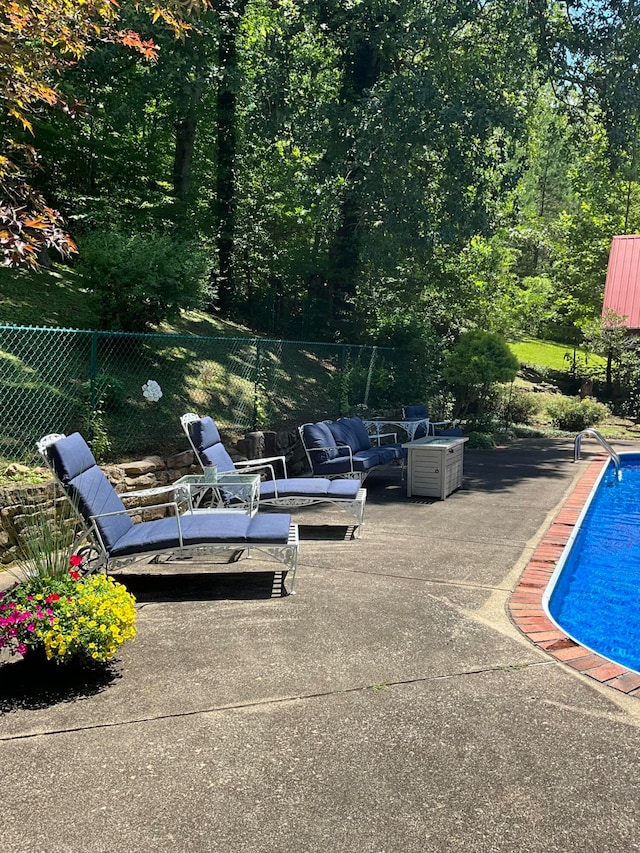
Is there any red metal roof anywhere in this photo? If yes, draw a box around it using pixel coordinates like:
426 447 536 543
602 235 640 329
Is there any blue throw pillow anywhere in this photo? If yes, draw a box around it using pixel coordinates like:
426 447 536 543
302 422 339 463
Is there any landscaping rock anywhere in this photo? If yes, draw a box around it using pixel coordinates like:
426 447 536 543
3 463 31 477
166 450 194 469
120 456 164 476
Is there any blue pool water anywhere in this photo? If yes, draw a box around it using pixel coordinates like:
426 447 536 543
544 453 640 673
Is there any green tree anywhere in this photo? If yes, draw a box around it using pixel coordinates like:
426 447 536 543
442 330 519 419
0 0 208 266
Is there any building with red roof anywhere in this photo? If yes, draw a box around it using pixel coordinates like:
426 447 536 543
602 235 640 330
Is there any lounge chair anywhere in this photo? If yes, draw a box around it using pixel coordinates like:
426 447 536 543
37 432 300 593
181 413 367 535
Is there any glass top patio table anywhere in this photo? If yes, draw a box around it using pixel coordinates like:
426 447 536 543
173 472 261 517
362 417 431 442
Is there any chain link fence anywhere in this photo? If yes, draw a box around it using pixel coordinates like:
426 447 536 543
0 324 408 465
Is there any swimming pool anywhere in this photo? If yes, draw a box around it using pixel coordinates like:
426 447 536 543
543 452 640 673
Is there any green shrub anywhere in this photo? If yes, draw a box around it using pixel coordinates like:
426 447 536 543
503 389 540 425
443 331 519 419
466 431 496 448
78 231 209 332
545 396 610 431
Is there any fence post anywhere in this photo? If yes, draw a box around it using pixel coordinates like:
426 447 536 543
253 338 261 430
90 331 99 414
364 346 377 408
336 345 348 416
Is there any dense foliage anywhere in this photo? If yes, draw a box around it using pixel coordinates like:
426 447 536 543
2 0 640 354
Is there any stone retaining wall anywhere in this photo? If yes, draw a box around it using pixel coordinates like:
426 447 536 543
0 429 307 567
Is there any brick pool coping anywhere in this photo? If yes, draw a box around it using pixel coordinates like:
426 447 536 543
508 454 640 697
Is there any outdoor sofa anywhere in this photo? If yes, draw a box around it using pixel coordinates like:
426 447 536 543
299 416 407 482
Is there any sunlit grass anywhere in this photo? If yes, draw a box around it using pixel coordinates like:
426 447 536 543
508 337 606 372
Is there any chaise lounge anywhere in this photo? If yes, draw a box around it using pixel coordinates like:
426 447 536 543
38 432 300 594
181 413 367 535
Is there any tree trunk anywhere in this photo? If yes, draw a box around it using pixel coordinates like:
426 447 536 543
325 38 381 333
212 0 247 315
172 77 204 203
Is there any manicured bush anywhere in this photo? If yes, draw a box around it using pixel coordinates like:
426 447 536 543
545 396 610 431
443 331 519 419
466 431 496 448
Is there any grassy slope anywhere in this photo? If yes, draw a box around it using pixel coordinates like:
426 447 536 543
0 264 253 338
508 337 606 371
3 265 634 450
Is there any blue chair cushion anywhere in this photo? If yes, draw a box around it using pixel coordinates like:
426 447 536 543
201 443 235 472
109 511 291 557
47 434 134 551
435 427 464 437
68 466 134 551
376 446 398 464
329 417 371 452
190 416 221 452
48 432 97 482
376 443 407 462
259 477 360 500
302 421 340 463
311 449 381 476
189 417 235 472
403 405 429 419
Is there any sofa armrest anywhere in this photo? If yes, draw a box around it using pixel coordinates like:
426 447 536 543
307 443 355 471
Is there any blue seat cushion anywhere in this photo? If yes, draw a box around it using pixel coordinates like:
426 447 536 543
435 427 464 437
48 432 97 482
201 444 235 472
328 417 372 452
311 449 380 476
379 443 408 461
67 465 134 551
403 405 429 419
109 512 291 557
189 416 220 452
302 421 340 463
259 477 360 500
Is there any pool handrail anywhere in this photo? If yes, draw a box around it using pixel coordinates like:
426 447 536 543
573 428 621 479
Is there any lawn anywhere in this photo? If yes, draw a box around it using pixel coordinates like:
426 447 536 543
508 337 606 373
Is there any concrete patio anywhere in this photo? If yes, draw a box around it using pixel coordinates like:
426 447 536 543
2 437 640 852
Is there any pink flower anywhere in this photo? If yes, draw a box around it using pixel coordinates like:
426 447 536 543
70 555 83 567
16 642 27 655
